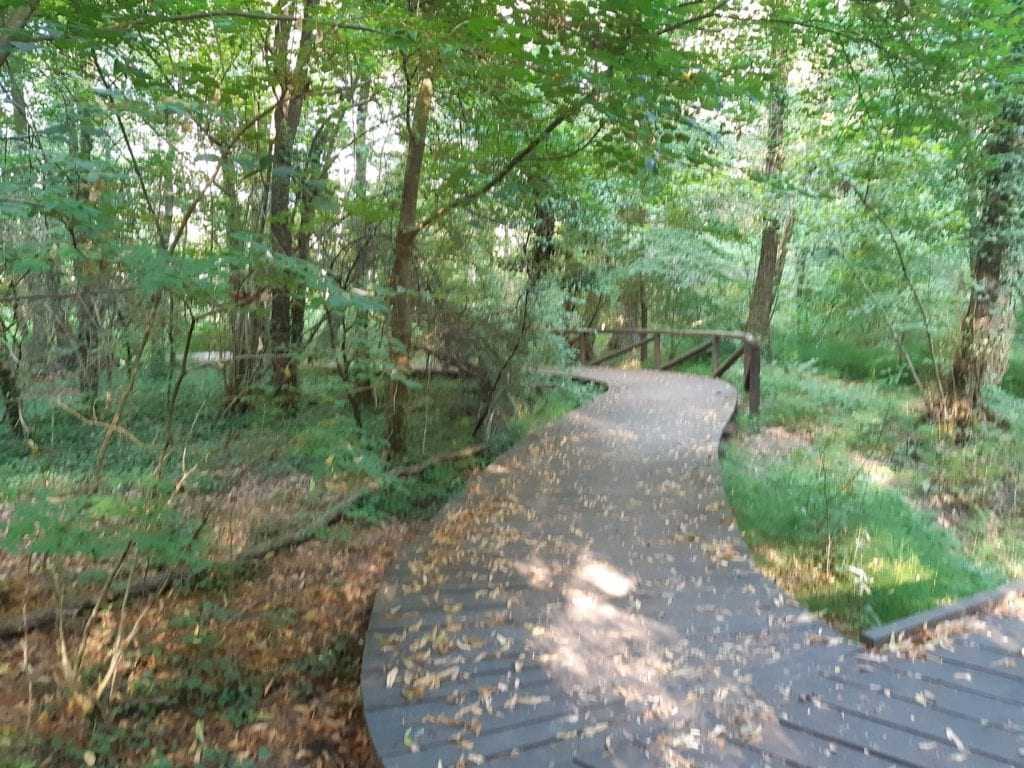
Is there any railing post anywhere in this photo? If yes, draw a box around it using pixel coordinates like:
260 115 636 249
653 333 661 367
711 336 720 372
744 340 761 415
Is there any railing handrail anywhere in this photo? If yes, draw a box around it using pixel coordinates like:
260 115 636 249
558 325 761 415
559 326 759 346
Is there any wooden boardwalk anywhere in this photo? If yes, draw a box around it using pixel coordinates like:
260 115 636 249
360 368 1024 767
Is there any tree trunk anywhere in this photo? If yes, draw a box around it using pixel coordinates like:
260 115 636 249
268 1 318 405
351 78 374 280
576 292 603 363
293 118 337 354
223 155 260 410
618 278 645 350
0 355 23 436
336 80 375 420
268 15 297 400
745 69 790 351
768 212 795 327
387 76 433 456
527 201 555 283
0 0 40 72
950 103 1022 414
73 113 102 402
639 287 649 364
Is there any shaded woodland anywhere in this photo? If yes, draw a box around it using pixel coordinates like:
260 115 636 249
1 0 1024 764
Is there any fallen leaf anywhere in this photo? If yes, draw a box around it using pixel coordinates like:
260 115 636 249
946 726 965 752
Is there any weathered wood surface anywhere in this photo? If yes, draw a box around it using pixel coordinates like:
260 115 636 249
712 345 744 377
361 368 1024 766
590 334 655 367
861 581 1024 647
659 339 712 371
562 327 757 343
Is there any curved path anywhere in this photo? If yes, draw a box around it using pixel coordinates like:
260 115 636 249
362 368 1024 767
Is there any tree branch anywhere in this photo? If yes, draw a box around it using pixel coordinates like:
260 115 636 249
534 122 607 162
122 10 384 36
418 104 581 232
848 181 946 399
658 2 726 34
0 445 489 640
92 54 167 247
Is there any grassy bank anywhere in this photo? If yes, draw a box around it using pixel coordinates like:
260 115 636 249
723 363 1022 634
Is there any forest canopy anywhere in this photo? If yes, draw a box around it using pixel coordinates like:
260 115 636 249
0 1 1021 436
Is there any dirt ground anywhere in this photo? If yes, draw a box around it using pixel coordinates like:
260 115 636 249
735 425 812 459
1 520 421 767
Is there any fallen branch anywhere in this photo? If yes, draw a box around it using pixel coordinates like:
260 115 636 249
0 444 487 640
52 400 149 449
392 444 487 478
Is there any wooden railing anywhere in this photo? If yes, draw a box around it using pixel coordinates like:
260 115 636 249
560 327 761 415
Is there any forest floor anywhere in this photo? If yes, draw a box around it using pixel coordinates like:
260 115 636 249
5 351 1023 764
0 371 594 768
3 522 411 768
722 360 1024 634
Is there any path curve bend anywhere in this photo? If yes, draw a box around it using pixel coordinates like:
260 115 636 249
361 368 1024 767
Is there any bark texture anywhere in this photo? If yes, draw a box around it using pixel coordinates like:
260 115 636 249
268 0 318 404
223 156 260 410
745 71 792 351
388 77 433 456
951 103 1022 413
0 353 23 436
73 109 104 401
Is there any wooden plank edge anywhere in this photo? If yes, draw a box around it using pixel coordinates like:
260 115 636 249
659 339 713 370
860 581 1024 648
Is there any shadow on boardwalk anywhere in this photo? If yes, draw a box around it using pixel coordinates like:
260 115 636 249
361 368 1024 767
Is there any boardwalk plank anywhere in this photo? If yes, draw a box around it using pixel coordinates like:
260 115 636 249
372 697 628 759
800 685 1024 765
927 644 1024 682
821 669 1024 732
778 701 1011 767
362 661 554 711
360 368 1024 767
855 653 1024 706
383 702 628 768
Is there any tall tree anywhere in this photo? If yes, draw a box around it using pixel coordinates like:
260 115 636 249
745 53 793 350
71 94 104 403
950 102 1023 414
268 0 319 405
387 75 433 456
223 146 261 411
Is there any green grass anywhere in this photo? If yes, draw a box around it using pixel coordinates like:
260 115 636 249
723 362 1021 634
773 332 941 387
2 368 595 507
724 446 997 632
0 366 598 605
